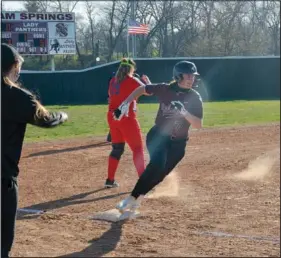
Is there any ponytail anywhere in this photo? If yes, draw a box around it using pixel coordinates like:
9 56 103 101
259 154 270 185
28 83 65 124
116 58 136 84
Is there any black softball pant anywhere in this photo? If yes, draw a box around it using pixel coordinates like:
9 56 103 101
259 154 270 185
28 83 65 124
1 178 18 258
131 126 187 199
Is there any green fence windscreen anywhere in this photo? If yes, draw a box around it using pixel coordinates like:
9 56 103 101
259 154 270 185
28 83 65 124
20 57 280 105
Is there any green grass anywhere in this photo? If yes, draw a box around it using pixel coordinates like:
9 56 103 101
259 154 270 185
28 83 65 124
25 100 280 142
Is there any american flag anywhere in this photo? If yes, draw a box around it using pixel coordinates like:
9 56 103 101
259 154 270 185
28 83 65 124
128 20 149 35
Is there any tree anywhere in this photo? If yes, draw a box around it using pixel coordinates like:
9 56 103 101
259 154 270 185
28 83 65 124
48 0 79 12
136 1 174 57
85 0 96 60
14 0 281 70
254 1 280 55
102 0 131 61
24 1 40 12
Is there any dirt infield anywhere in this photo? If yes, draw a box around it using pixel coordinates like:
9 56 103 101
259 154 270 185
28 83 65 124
12 123 280 257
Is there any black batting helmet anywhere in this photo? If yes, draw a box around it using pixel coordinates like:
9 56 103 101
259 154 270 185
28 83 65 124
173 61 199 81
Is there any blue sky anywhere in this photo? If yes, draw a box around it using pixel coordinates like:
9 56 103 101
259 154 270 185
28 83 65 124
2 1 24 10
2 1 86 12
1 1 107 23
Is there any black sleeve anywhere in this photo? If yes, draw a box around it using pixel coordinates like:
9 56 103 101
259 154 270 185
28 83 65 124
186 91 203 119
4 87 67 128
145 83 169 96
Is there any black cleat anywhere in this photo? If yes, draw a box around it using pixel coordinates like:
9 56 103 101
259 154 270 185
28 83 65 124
104 179 119 188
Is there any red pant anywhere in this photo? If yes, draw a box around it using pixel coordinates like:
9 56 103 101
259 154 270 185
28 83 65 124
107 112 145 178
107 113 142 144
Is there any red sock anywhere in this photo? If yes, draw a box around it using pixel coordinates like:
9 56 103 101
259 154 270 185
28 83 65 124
133 148 145 177
108 156 119 181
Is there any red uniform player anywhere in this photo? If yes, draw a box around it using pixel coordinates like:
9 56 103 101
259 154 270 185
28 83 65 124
105 58 147 188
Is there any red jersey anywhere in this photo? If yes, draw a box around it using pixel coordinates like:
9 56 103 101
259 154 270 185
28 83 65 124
108 75 142 118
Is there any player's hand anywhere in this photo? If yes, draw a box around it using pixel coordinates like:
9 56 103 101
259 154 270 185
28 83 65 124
134 73 147 84
141 75 151 84
170 101 187 116
113 101 130 120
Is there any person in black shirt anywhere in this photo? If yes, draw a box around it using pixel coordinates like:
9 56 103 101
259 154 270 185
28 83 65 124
112 61 203 218
1 43 68 258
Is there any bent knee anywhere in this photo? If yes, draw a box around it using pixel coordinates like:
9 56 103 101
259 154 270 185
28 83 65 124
110 143 125 160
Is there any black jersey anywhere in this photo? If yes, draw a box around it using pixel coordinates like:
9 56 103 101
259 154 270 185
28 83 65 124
145 82 203 139
2 82 66 180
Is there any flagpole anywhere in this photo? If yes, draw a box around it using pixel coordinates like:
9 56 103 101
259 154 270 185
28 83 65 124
131 0 135 58
133 0 136 58
127 16 130 57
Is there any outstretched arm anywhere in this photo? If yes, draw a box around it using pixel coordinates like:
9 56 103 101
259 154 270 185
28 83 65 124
123 86 147 105
113 82 169 120
124 73 168 106
118 74 153 108
5 88 68 128
113 86 147 120
133 74 152 97
31 109 68 128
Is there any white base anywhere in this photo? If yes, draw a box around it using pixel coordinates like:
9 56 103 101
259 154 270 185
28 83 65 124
91 208 140 222
18 208 45 214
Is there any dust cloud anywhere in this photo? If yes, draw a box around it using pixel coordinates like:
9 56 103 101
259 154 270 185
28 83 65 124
233 148 280 181
147 171 180 199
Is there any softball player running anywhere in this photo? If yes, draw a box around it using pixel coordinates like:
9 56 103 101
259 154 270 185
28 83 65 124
113 61 203 216
105 58 148 188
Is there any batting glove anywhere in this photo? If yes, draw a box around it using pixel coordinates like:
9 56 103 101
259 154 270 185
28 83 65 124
170 101 187 116
113 101 130 120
